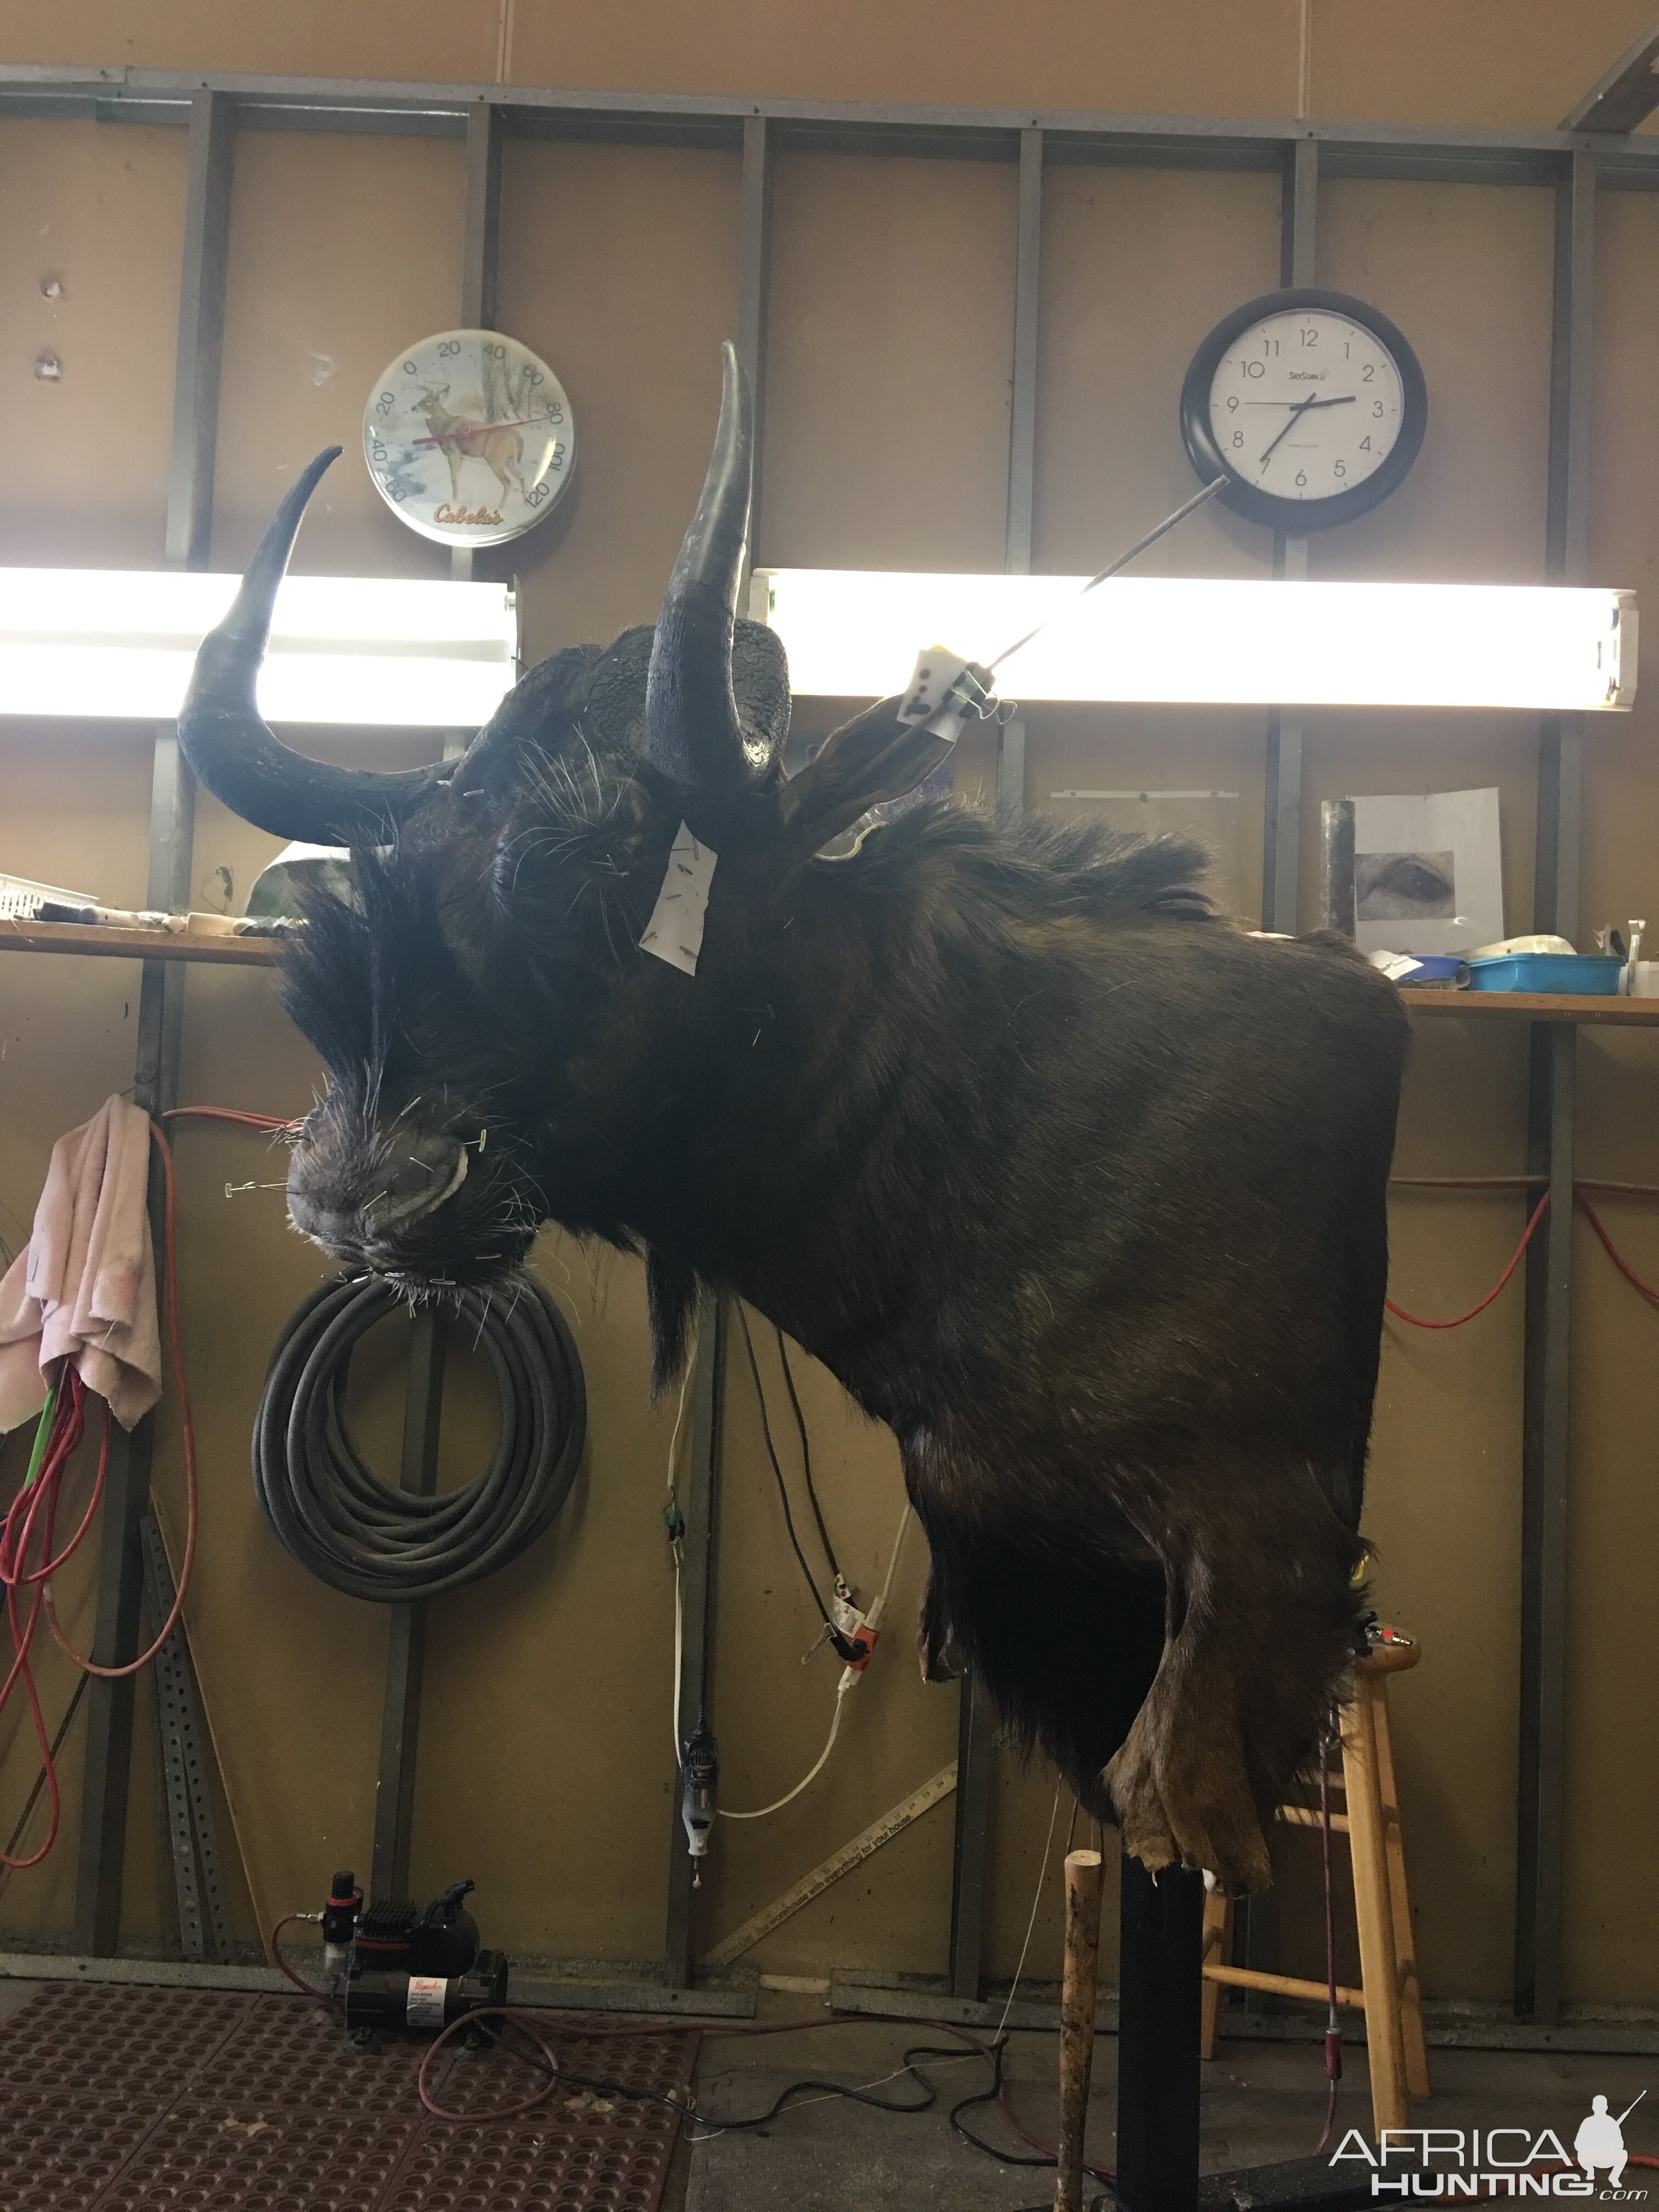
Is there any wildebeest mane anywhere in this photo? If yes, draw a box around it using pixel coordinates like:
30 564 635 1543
838 798 1215 926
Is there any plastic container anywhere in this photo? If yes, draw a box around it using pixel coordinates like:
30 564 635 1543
1395 955 1469 987
0 873 99 920
1465 953 1624 995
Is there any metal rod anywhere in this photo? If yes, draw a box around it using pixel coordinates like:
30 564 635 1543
460 98 504 330
946 125 1047 1997
1517 144 1595 2028
1005 127 1042 578
72 1423 156 1955
947 1671 995 1999
1283 135 1319 287
74 85 235 1957
738 114 771 572
165 90 235 569
1262 137 1316 935
993 126 1042 818
449 100 505 586
665 1291 725 1988
1116 1854 1204 2212
140 1514 233 1965
1560 18 1659 132
1262 706 1304 934
13 65 1659 182
987 476 1224 675
370 1308 447 1903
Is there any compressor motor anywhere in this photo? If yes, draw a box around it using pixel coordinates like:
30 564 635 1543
321 1870 510 2039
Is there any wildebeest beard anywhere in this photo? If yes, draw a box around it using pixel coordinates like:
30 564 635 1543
177 345 1409 1893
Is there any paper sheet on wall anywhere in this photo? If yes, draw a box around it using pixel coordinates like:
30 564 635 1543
1350 787 1502 955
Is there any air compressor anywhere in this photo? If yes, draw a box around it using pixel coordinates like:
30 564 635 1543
320 1871 509 2040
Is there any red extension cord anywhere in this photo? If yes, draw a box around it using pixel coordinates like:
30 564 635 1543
1386 1189 1659 1329
0 1120 201 1869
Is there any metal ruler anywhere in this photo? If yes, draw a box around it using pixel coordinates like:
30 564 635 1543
140 1513 233 1964
701 1760 958 1974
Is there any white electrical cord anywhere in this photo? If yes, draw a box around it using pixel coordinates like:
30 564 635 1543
719 1498 913 1821
992 1784 1063 2042
720 1670 856 1820
871 1499 912 1624
666 1339 698 1770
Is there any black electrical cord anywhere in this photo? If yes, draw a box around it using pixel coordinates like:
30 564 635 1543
417 1999 1116 2196
0 1672 88 1885
775 1326 840 1587
734 1302 840 1641
252 1272 585 1602
943 2033 1110 2185
471 2014 988 2136
475 2015 941 2130
471 2010 1109 2187
945 2037 1054 2169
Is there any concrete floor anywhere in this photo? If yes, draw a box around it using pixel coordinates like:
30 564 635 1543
5 1973 1653 2211
669 2014 1658 2212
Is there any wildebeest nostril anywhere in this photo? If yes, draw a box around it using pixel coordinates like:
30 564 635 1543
362 1137 469 1230
285 1183 334 1243
287 1133 468 1246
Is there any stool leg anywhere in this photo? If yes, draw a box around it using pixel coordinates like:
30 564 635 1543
1199 1886 1231 2058
1341 1679 1408 2142
1372 1681 1430 2097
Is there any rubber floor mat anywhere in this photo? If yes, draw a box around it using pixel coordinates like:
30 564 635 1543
0 1980 696 2212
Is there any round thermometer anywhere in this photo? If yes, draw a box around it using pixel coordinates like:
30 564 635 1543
363 329 575 549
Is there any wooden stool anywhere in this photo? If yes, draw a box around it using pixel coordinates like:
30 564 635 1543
1198 1633 1429 2140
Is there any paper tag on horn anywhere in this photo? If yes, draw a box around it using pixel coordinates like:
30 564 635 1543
640 822 718 977
898 645 972 728
898 644 995 747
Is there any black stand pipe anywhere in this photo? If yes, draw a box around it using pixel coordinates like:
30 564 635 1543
1116 1853 1205 2212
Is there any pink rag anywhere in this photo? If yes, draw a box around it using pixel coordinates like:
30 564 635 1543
0 1096 162 1433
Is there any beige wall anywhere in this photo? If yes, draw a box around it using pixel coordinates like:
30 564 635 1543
5 1 1659 129
2 4 1657 2011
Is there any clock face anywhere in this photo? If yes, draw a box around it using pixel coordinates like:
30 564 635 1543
363 329 575 549
1180 289 1427 531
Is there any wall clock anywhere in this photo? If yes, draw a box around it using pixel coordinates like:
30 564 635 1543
1180 287 1427 531
363 329 575 549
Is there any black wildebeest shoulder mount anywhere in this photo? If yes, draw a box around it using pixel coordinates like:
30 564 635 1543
178 342 1410 1894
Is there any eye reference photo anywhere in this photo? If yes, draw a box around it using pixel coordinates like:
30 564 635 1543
1353 848 1458 922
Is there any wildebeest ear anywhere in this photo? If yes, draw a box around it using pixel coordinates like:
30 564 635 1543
777 698 954 855
732 620 791 768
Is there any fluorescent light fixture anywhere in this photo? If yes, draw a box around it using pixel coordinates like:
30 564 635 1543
0 569 518 727
755 571 1637 713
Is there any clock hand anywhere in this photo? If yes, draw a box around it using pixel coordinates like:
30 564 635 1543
1255 391 1358 468
1256 393 1320 468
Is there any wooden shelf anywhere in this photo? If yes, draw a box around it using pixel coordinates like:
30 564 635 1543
1400 986 1659 1026
3 922 1655 1019
0 916 281 967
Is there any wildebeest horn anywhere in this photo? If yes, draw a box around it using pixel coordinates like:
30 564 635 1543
645 342 774 792
177 447 447 846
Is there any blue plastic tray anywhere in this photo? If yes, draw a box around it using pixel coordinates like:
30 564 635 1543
1393 956 1468 986
1465 953 1624 995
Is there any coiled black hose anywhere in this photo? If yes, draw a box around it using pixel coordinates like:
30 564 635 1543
253 1273 585 1603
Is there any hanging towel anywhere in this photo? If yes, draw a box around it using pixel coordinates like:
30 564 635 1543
0 1096 162 1433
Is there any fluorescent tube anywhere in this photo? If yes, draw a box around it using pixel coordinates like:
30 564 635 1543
754 571 1636 713
0 569 518 727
